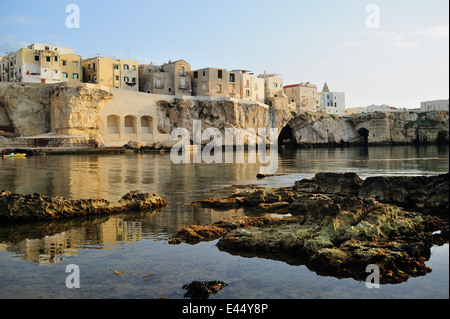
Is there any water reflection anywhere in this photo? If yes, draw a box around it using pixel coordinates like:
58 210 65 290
0 207 246 264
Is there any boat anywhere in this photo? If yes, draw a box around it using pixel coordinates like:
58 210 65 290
3 153 27 158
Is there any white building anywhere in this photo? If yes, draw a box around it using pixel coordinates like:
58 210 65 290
421 99 449 112
319 92 346 116
317 83 346 116
346 104 405 114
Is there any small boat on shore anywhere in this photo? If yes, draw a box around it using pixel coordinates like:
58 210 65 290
3 153 27 158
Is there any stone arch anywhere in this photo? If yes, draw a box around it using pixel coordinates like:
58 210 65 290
124 115 137 134
141 116 153 135
106 115 120 134
357 127 370 144
278 124 297 146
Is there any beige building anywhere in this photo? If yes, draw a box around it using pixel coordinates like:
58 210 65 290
139 59 191 96
82 57 138 91
232 70 265 103
283 82 318 113
190 67 242 99
258 71 290 108
0 43 82 84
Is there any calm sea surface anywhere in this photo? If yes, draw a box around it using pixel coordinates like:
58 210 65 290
0 145 448 299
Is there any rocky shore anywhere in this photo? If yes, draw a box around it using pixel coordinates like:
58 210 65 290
0 190 167 222
171 172 449 284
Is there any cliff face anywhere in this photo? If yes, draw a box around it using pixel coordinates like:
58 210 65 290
0 83 52 136
157 98 293 144
51 85 112 143
288 111 449 146
0 83 112 143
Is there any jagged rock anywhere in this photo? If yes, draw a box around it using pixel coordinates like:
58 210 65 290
0 190 167 222
182 280 228 299
177 172 449 284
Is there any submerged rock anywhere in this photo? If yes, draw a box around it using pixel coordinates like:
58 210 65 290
182 280 228 299
0 190 167 222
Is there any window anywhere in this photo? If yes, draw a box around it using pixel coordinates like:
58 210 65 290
194 71 198 78
202 70 206 77
93 63 96 71
132 65 136 70
46 56 51 62
181 77 186 88
62 72 68 78
115 76 119 81
114 64 119 70
93 75 97 82
181 65 186 75
156 79 162 88
229 73 235 82
218 70 223 79
124 76 129 82
132 77 136 83
88 64 91 70
54 56 58 62
62 60 67 66
72 73 79 79
124 64 129 70
273 83 278 88
168 88 172 93
73 61 78 67
218 84 222 92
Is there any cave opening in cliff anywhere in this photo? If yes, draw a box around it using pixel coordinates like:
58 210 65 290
278 124 297 146
357 128 369 144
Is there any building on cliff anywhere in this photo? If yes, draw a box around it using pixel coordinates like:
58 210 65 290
0 43 82 84
283 82 318 113
421 99 449 112
82 57 139 91
139 60 191 96
258 72 292 109
346 104 406 115
317 83 346 116
190 67 242 99
231 69 265 104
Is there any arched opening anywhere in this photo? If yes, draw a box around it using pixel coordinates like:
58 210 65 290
124 115 137 134
357 128 369 144
106 115 120 134
141 116 153 135
278 124 297 146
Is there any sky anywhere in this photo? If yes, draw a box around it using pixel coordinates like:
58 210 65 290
0 0 448 109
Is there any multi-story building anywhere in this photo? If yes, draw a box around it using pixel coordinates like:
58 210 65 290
317 83 346 116
0 43 82 84
420 99 449 112
283 82 318 113
191 67 227 98
82 57 138 91
139 59 191 96
258 71 289 108
231 70 265 103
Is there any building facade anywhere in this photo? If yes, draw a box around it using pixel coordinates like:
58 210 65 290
0 43 82 84
283 82 318 113
232 70 264 103
421 99 449 112
190 68 232 97
139 60 191 96
258 72 290 108
82 57 138 91
316 83 346 116
346 104 405 115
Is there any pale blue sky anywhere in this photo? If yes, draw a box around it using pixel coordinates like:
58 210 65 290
0 0 448 108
